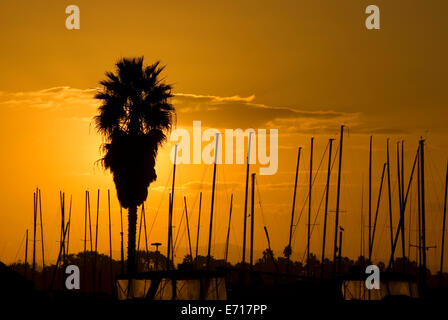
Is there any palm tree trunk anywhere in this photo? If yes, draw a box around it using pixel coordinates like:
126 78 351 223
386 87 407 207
127 205 137 274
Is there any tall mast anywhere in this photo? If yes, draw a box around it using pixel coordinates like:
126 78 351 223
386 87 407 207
207 133 219 270
24 229 28 279
88 191 93 252
94 190 100 252
440 160 448 287
307 137 314 276
195 192 202 263
287 147 301 272
402 141 405 213
32 191 37 280
38 189 45 271
417 149 422 268
321 139 333 279
93 189 100 291
108 190 113 292
370 163 386 257
250 173 256 271
184 196 193 259
419 139 427 287
360 178 364 258
386 139 394 254
84 191 88 283
368 136 372 263
138 206 143 254
61 192 66 262
401 141 406 270
168 144 178 269
142 203 149 270
242 132 253 266
224 194 234 263
66 195 72 255
167 193 173 269
333 125 344 272
60 192 66 289
396 142 406 270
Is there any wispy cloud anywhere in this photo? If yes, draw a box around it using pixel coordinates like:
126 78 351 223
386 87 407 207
173 92 361 132
0 87 98 110
0 86 363 134
174 93 256 104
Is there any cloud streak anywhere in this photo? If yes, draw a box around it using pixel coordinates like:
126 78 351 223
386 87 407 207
173 92 360 131
0 86 365 134
0 86 98 110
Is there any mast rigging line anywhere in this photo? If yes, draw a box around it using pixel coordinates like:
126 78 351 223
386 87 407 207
148 166 173 237
300 162 332 264
255 175 268 227
300 139 341 263
14 231 27 263
173 203 186 252
387 146 419 270
292 141 337 247
173 165 209 256
148 162 207 237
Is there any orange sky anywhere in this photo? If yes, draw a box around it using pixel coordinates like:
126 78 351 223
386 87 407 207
0 0 447 271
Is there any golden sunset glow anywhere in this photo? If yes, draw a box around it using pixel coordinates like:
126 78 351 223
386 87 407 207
1 0 448 277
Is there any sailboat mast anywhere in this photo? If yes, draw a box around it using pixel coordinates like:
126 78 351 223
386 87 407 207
370 163 386 256
195 192 202 262
396 142 406 270
93 190 100 291
207 134 219 270
386 139 394 254
419 139 427 286
307 137 314 276
24 229 28 279
168 144 178 269
142 203 149 270
184 196 193 259
61 192 66 262
167 193 173 269
401 141 406 271
321 139 333 278
440 160 448 287
417 149 422 268
250 173 255 271
120 206 124 274
402 141 405 212
224 194 234 263
360 178 364 258
66 195 72 255
368 136 372 263
242 132 253 266
94 190 100 254
84 191 88 283
88 191 93 252
38 189 45 270
32 191 37 279
108 190 113 292
287 147 301 272
333 125 344 272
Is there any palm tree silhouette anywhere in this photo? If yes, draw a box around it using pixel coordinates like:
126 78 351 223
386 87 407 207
95 57 175 274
